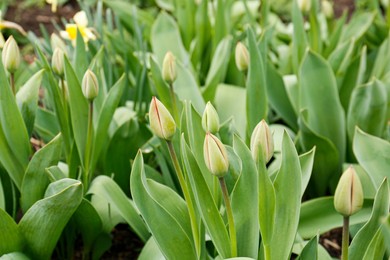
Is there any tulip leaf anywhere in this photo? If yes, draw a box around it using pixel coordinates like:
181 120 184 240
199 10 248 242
18 179 83 260
296 235 318 260
353 128 390 188
20 134 63 212
269 132 301 260
88 175 150 242
16 69 44 136
64 57 89 165
130 151 197 259
299 147 316 198
349 179 389 259
291 0 308 73
231 135 259 258
181 137 231 258
340 12 375 43
0 208 23 255
328 38 355 87
138 237 165 260
74 29 88 81
362 228 386 260
246 27 267 136
298 197 373 239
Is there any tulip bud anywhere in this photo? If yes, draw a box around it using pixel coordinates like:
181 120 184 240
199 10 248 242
202 102 220 134
235 42 249 72
297 0 311 13
250 120 274 163
50 33 67 53
2 36 20 73
204 133 229 177
162 51 177 84
0 33 5 49
149 97 176 140
322 0 334 18
82 69 99 101
52 48 65 77
334 166 364 217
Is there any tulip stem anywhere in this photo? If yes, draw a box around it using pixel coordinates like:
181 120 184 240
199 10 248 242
168 83 179 125
342 216 350 260
84 101 94 191
219 177 237 257
10 72 15 95
167 140 200 258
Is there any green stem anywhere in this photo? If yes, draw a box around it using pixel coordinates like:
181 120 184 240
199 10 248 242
264 244 271 260
61 77 68 122
342 216 350 260
219 177 237 257
167 141 200 258
169 82 179 124
10 72 15 95
84 102 94 191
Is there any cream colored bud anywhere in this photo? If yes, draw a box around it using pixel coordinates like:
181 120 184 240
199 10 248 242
149 97 176 140
204 133 229 177
82 69 99 101
297 0 311 12
2 36 21 73
334 166 364 217
162 51 177 84
235 42 249 72
50 33 67 53
202 102 220 134
322 0 334 18
52 48 65 77
250 120 274 163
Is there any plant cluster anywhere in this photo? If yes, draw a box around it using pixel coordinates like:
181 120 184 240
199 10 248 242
0 0 389 259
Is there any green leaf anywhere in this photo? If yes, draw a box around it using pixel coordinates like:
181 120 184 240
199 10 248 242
269 132 301 260
130 151 197 259
88 175 149 242
296 235 318 260
64 57 89 164
299 50 346 167
16 70 44 136
291 0 308 73
181 137 231 258
0 252 30 260
371 36 390 80
349 179 389 259
299 147 316 198
74 29 88 81
362 228 386 260
138 237 165 260
35 108 60 143
231 135 259 258
340 12 375 42
328 38 355 87
19 179 83 260
20 134 63 212
353 128 390 188
0 208 23 255
298 197 373 239
246 27 267 135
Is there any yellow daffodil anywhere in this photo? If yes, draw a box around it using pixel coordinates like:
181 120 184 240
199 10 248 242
60 11 96 45
46 0 58 13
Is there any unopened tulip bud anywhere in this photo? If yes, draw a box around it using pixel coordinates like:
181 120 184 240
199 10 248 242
334 166 364 217
235 42 249 72
162 51 177 84
52 48 65 77
250 120 274 163
50 33 67 53
204 133 229 177
82 70 99 101
2 36 20 73
322 0 334 18
202 102 220 134
297 0 311 12
149 97 176 140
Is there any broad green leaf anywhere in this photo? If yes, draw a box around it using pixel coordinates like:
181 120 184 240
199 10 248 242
20 134 63 212
353 128 390 188
382 215 390 254
0 252 30 260
88 175 150 242
324 12 347 57
269 132 301 260
296 235 318 260
298 197 373 239
291 0 308 73
74 29 88 80
191 0 211 69
175 0 196 49
299 50 346 172
340 12 376 42
308 0 322 53
155 0 174 11
328 38 355 87
299 147 315 198
246 27 267 136
0 208 23 255
362 228 386 260
266 63 298 131
371 36 390 80
181 137 231 258
35 107 60 143
231 135 259 258
298 110 340 195
202 36 232 101
213 0 230 51
138 237 165 260
90 75 125 172
64 57 89 164
16 70 44 136
347 80 387 143
19 179 83 260
130 151 197 259
349 179 389 259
